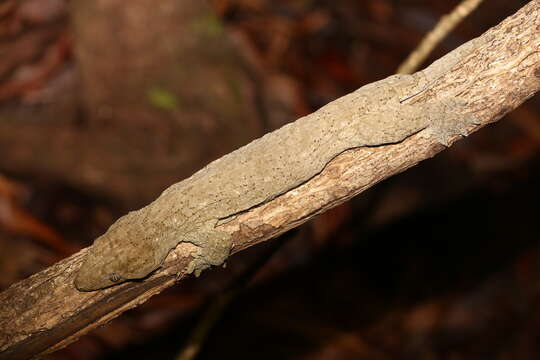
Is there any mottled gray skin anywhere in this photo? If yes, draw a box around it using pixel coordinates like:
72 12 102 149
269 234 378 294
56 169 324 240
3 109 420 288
75 73 476 291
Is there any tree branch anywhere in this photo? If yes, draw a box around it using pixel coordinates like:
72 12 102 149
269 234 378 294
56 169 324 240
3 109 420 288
0 1 539 358
396 0 486 74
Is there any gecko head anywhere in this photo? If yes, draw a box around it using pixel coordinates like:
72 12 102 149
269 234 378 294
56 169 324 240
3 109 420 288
74 225 169 291
75 250 131 291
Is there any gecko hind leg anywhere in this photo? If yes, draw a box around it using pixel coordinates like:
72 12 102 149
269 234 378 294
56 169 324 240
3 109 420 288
425 98 479 146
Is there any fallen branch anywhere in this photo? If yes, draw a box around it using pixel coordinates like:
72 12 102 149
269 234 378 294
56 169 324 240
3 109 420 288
0 1 539 358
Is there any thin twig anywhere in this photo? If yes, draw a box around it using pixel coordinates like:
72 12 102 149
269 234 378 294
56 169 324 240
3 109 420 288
397 0 485 74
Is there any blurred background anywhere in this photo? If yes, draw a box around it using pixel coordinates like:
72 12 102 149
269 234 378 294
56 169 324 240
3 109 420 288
1 0 540 359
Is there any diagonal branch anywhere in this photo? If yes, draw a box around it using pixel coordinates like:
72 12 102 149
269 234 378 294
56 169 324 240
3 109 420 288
0 1 539 358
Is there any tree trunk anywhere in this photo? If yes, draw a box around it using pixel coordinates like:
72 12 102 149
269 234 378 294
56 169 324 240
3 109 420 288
0 0 262 208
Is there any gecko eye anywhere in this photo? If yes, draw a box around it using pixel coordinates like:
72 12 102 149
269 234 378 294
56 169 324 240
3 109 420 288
110 273 122 283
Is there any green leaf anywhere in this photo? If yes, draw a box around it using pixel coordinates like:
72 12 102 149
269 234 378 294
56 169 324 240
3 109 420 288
147 87 178 111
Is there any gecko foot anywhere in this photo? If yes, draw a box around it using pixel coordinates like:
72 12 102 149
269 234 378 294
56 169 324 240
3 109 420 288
428 98 478 146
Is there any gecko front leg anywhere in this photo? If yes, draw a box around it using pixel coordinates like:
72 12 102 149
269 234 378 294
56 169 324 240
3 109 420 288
183 223 233 276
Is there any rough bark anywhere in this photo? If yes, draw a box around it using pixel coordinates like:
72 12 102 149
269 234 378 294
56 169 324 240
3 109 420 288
0 1 539 358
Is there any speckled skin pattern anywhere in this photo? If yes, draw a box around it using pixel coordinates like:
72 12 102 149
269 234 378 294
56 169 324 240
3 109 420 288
75 72 476 291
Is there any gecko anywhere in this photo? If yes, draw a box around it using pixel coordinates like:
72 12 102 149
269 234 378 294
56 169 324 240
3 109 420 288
75 71 478 291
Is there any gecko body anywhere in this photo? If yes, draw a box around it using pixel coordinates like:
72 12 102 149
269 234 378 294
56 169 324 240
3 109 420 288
75 73 476 291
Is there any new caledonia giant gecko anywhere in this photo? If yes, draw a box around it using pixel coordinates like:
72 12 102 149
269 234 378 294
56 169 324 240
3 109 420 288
75 40 481 291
